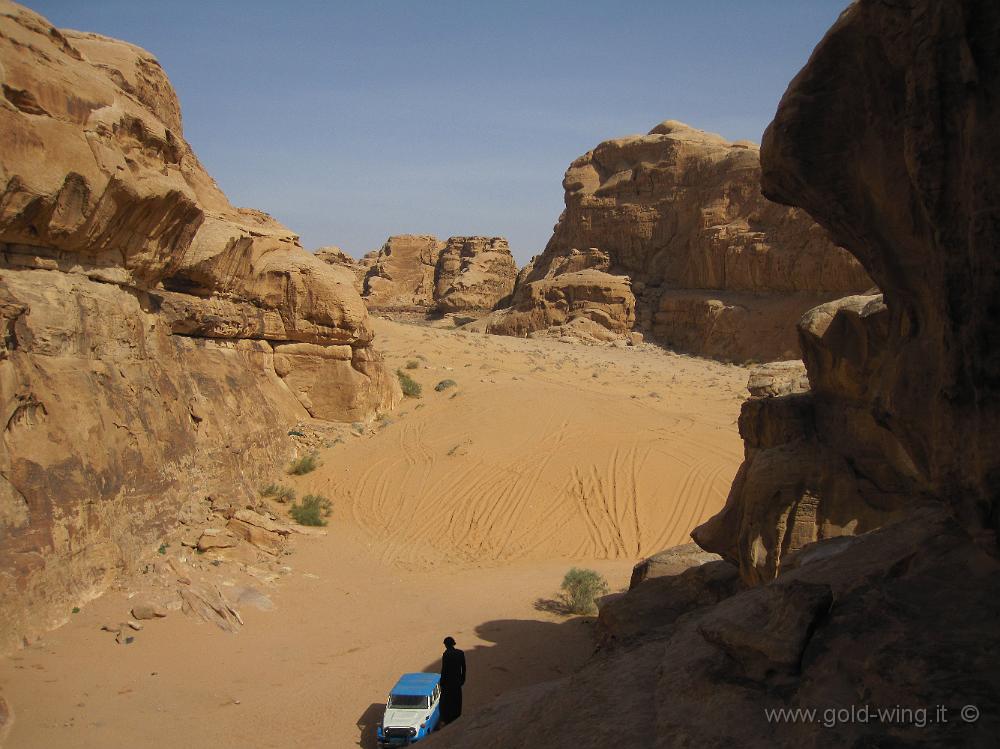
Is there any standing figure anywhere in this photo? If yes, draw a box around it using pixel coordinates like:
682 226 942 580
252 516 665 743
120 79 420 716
439 636 466 725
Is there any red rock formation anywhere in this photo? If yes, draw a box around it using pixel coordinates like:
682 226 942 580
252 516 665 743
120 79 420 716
0 1 399 651
485 121 872 357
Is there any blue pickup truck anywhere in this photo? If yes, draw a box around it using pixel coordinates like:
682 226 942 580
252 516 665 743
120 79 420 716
376 673 442 746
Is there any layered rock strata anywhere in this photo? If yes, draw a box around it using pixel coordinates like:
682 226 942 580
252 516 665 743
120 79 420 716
483 121 872 357
0 1 399 651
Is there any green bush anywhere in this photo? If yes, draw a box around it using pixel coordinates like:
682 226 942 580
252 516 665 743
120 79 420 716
290 494 332 526
260 483 296 503
287 453 318 475
559 567 609 614
435 379 457 392
396 369 422 398
405 360 420 370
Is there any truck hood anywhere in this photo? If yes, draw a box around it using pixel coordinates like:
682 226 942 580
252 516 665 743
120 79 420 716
382 707 428 730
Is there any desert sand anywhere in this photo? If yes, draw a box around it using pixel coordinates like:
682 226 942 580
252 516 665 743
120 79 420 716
0 319 747 748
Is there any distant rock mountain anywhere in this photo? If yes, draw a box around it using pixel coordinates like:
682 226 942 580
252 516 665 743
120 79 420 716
0 1 399 652
482 120 873 360
318 234 517 314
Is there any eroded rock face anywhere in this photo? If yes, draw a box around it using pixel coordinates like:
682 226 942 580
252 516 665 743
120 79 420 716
0 1 399 651
697 0 1000 581
692 301 920 583
483 121 872 355
313 245 367 292
434 236 516 313
361 234 445 311
357 234 516 313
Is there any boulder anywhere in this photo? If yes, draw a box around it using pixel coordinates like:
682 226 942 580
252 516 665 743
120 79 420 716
600 559 743 645
628 541 723 588
179 584 242 633
196 529 238 552
130 602 167 620
226 519 284 555
226 509 290 555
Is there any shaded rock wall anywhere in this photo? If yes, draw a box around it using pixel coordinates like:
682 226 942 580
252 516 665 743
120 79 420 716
0 1 399 652
697 0 1000 579
484 121 872 358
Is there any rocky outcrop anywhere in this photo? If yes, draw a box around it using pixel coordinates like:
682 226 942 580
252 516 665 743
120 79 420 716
480 253 636 344
0 1 399 652
357 234 516 314
627 541 723 588
695 0 1000 581
360 234 445 311
482 121 872 356
434 236 516 313
430 2 1000 745
692 302 919 583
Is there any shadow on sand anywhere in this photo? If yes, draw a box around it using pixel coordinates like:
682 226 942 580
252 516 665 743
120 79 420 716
357 702 385 749
355 615 597 746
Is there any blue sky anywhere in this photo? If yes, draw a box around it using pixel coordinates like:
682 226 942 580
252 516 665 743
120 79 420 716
30 1 847 265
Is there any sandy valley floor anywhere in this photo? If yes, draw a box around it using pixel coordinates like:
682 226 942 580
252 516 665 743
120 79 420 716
0 320 749 748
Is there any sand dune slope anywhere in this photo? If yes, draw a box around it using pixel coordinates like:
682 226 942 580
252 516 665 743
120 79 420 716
299 320 746 567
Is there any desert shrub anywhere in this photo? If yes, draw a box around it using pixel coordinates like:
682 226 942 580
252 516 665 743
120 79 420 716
559 567 609 614
290 494 332 526
397 369 422 398
287 453 318 475
260 483 296 503
435 379 457 392
405 360 420 370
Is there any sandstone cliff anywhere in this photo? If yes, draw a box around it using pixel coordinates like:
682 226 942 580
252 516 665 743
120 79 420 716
430 2 1000 745
349 234 516 314
483 121 873 359
0 1 399 652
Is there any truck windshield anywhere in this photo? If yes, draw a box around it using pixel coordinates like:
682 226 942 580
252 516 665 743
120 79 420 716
388 695 428 709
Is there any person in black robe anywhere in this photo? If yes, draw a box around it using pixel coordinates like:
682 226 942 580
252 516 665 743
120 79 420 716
439 636 466 725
